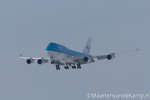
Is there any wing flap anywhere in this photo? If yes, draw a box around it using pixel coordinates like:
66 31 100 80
94 55 107 60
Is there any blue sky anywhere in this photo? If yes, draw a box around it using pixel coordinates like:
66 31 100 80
0 0 150 100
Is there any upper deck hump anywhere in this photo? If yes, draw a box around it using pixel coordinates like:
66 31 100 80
45 42 87 56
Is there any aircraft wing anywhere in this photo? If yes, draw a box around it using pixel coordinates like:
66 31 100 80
19 54 50 60
20 56 38 59
92 54 110 60
92 47 139 60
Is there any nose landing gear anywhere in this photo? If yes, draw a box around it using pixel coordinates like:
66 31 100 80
56 65 60 70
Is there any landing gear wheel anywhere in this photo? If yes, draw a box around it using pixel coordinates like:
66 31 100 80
64 66 69 69
56 68 60 70
77 66 81 69
72 66 74 69
77 64 81 69
72 66 76 69
56 65 60 70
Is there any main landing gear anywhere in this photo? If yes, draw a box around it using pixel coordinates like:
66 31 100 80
55 64 81 70
64 66 69 69
56 65 60 70
77 64 81 69
72 65 76 69
72 64 81 69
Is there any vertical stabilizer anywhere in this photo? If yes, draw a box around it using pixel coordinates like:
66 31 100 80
83 37 92 55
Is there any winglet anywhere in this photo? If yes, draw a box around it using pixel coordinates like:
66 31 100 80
20 54 22 57
115 47 140 55
134 47 140 51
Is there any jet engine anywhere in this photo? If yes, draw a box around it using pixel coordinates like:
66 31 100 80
83 56 91 63
107 53 115 60
37 58 48 65
26 58 34 64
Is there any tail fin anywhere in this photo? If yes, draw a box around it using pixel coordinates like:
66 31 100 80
82 37 92 55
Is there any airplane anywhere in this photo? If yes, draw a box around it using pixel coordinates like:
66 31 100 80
20 37 139 70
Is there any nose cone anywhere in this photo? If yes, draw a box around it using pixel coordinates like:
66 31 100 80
45 45 52 51
46 42 56 51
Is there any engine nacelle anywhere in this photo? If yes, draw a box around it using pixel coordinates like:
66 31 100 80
83 56 91 63
37 58 48 65
26 58 34 64
107 53 115 60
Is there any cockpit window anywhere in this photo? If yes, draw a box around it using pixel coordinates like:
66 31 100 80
49 43 54 45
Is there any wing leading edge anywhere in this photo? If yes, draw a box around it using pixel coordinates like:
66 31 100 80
92 47 140 60
19 55 50 60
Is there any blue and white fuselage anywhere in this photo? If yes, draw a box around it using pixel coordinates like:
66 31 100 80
45 42 87 64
